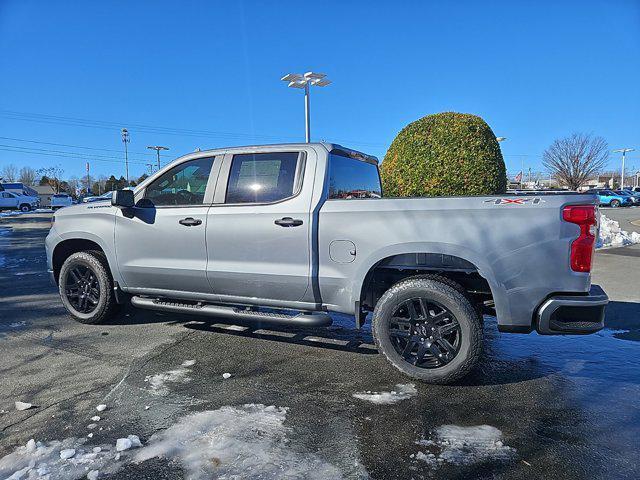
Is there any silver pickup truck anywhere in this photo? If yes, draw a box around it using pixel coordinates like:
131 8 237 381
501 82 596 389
45 143 608 384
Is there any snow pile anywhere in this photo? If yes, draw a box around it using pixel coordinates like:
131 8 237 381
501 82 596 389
0 438 127 480
414 425 515 467
597 215 640 249
134 404 343 479
14 401 32 411
144 360 195 395
352 384 417 405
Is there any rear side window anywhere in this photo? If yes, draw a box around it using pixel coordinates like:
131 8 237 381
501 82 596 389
328 154 382 199
145 157 214 206
225 152 301 204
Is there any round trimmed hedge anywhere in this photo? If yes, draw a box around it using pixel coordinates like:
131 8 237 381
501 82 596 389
381 112 507 197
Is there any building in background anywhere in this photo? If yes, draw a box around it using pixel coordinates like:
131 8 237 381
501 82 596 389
32 184 56 207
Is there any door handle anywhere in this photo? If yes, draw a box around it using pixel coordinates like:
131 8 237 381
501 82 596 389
179 217 202 227
274 217 303 227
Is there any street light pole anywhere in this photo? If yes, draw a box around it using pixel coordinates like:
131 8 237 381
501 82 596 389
281 72 331 143
121 128 130 184
304 82 311 143
613 148 635 188
147 146 169 171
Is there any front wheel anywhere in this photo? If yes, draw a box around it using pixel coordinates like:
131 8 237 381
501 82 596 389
372 276 483 384
610 199 620 208
19 204 31 212
59 251 119 324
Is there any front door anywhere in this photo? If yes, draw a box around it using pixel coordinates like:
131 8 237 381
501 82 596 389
115 155 218 294
206 150 313 303
0 192 16 208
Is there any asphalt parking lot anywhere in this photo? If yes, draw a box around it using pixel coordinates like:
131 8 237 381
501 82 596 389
1 211 639 479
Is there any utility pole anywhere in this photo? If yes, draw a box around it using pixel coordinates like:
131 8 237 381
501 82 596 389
281 72 331 143
613 148 635 188
86 162 91 194
121 128 130 184
147 146 169 170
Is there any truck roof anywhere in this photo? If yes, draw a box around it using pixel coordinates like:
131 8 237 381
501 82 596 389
183 142 379 165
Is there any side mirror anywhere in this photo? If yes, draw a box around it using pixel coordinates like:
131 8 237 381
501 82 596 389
111 189 134 208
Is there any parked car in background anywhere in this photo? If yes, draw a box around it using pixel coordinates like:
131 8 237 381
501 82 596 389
585 189 631 208
0 191 39 212
50 193 73 210
614 190 640 205
82 191 113 203
623 187 640 200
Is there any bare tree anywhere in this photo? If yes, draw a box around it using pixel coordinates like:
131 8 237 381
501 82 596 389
37 165 65 193
1 164 18 182
66 176 81 196
18 166 37 186
542 133 609 190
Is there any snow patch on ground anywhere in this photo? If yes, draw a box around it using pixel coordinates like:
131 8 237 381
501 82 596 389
0 438 128 480
134 404 343 479
597 214 640 249
413 425 515 467
0 208 52 218
0 210 21 218
352 384 417 404
144 361 195 395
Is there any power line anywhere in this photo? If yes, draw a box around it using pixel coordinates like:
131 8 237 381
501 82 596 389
0 146 150 165
0 109 388 148
0 136 171 158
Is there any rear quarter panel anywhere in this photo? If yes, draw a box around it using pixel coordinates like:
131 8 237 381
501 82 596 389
318 194 596 329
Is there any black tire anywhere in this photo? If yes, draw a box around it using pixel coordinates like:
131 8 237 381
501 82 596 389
19 204 31 212
372 276 483 384
59 251 118 324
610 199 620 208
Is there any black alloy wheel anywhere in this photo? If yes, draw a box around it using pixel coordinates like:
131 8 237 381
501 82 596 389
64 264 100 314
388 297 462 368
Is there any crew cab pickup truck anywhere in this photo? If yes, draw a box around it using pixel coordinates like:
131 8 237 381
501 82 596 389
0 191 39 212
46 143 608 384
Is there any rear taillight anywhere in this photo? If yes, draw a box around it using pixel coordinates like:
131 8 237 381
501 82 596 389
562 205 596 272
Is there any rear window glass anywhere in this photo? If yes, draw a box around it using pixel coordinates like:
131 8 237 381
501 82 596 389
328 154 381 199
225 152 301 204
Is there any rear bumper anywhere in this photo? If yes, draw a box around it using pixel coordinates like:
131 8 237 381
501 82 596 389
536 285 608 335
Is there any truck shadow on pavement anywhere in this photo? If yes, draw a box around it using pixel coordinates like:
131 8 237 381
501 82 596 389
116 307 555 386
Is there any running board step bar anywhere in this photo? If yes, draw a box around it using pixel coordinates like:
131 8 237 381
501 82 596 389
130 296 333 327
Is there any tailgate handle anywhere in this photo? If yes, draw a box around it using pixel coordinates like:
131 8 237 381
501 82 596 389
275 217 303 227
179 217 202 227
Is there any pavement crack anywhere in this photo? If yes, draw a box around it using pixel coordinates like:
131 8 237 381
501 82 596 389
102 329 197 401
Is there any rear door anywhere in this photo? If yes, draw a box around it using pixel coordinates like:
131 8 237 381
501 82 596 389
205 149 314 303
115 154 221 294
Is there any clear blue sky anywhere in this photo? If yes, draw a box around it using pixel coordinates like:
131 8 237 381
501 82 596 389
0 0 638 180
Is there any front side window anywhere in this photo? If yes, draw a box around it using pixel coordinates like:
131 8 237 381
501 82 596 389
145 157 214 206
328 154 382 199
225 152 300 204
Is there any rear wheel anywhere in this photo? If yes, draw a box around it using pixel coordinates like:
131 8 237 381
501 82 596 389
610 199 620 208
372 276 482 384
59 251 118 324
